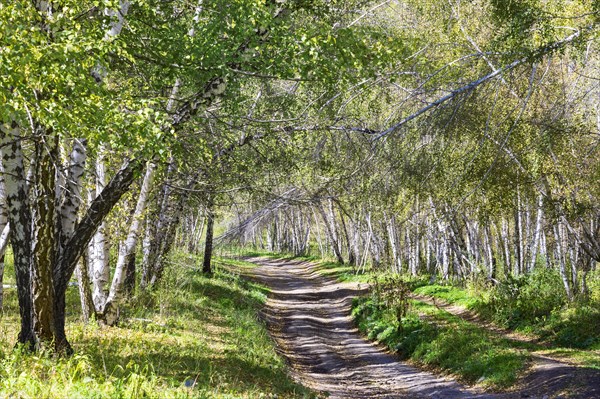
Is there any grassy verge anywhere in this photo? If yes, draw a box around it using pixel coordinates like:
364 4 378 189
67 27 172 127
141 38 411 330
352 295 529 389
410 280 600 369
413 284 479 309
0 252 313 399
311 261 371 283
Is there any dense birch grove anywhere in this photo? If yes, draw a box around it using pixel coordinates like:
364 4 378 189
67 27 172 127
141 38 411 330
0 0 599 356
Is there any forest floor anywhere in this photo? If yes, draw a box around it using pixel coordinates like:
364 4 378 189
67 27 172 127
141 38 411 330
245 256 600 399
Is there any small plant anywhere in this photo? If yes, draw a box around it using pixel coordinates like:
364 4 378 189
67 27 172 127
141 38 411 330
370 275 411 330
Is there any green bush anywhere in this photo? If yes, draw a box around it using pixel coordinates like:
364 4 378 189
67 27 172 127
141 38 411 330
543 305 600 348
474 268 567 329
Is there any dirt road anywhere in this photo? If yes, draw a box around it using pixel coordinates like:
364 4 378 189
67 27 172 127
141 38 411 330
247 257 600 399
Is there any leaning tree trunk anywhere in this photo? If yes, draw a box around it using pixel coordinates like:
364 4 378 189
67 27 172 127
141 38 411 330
101 162 156 326
338 205 355 265
141 159 178 288
53 157 144 353
59 140 96 325
317 200 344 264
147 193 185 287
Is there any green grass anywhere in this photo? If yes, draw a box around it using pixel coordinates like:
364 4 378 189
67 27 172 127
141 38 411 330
413 284 479 309
311 261 371 283
0 252 313 399
351 269 600 386
410 275 600 352
352 296 529 389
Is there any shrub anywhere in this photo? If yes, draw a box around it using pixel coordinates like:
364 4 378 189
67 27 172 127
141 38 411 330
474 268 567 329
543 305 600 348
370 275 411 329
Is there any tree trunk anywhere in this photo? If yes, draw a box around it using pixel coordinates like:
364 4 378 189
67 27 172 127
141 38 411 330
554 222 574 302
0 224 8 312
317 201 344 264
202 201 215 274
528 194 544 272
338 205 355 265
514 200 523 275
147 198 183 287
53 157 144 352
31 133 58 347
89 149 111 313
386 213 400 273
75 254 95 324
101 162 156 325
124 252 136 296
0 166 9 311
500 217 511 276
60 139 95 324
1 122 36 348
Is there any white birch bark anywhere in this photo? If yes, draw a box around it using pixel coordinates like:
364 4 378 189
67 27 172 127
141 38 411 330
59 139 91 321
528 194 544 272
60 139 87 238
412 210 420 276
554 222 574 302
311 208 324 257
0 122 35 344
385 213 400 273
524 201 532 271
102 162 157 324
483 224 494 279
0 168 8 310
105 1 131 38
89 148 111 312
501 217 512 273
317 200 344 264
425 215 433 276
515 192 524 275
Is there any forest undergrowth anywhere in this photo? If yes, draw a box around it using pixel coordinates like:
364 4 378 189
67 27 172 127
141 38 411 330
0 250 311 399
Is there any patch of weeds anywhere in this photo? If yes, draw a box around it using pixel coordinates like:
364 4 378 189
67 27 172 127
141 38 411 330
537 305 600 349
413 269 600 352
473 268 566 330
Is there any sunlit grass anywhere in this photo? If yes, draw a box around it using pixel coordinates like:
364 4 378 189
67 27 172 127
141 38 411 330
0 252 313 399
538 348 600 369
413 284 479 309
352 296 529 389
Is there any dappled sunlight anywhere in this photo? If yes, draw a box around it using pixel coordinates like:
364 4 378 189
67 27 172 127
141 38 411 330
0 261 310 399
249 257 497 399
